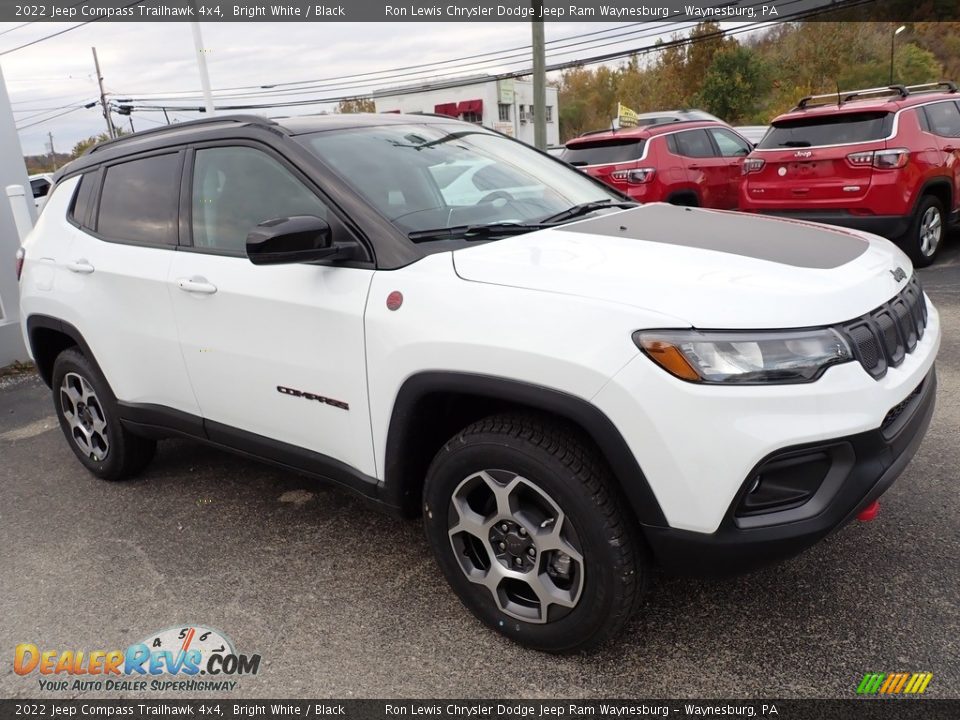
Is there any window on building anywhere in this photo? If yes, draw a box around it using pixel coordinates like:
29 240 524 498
529 105 535 119
498 103 511 122
519 105 527 122
461 111 482 124
97 153 180 245
545 106 553 123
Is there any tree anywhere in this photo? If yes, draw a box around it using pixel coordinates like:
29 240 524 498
336 98 375 113
698 45 771 123
71 130 125 159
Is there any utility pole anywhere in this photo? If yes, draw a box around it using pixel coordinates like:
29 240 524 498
190 20 216 114
47 131 57 171
91 47 116 139
531 0 547 151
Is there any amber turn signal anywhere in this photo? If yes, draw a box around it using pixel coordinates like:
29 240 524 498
637 339 702 382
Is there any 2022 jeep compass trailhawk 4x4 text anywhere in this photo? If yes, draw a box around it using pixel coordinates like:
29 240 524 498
17 114 940 652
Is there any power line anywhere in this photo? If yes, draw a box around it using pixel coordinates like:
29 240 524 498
134 0 861 115
119 21 694 103
0 1 140 57
16 104 92 131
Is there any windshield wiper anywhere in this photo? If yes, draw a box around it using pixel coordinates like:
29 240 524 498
539 200 637 224
407 222 549 243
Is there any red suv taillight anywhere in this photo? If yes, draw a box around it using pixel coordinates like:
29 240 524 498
742 158 765 175
14 247 24 282
847 148 909 169
610 168 655 184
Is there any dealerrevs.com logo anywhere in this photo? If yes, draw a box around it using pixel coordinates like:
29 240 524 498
14 625 261 693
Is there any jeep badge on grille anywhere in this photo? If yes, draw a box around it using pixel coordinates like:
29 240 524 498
890 267 907 283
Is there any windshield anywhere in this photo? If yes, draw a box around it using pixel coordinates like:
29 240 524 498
758 112 892 148
300 124 618 234
561 139 645 166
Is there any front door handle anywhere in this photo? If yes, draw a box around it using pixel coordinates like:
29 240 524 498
66 259 95 274
177 277 218 295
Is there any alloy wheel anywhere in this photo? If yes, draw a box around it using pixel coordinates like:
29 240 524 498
919 205 942 258
60 372 110 461
447 469 584 624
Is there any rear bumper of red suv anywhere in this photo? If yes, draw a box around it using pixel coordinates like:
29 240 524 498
745 210 911 239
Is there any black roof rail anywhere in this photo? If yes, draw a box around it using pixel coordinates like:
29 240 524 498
86 114 280 154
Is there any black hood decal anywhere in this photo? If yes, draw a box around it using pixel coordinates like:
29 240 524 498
557 204 869 270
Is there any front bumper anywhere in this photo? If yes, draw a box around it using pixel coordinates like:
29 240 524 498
642 368 937 575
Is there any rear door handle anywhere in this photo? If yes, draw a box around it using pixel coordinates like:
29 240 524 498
66 259 95 274
177 277 218 295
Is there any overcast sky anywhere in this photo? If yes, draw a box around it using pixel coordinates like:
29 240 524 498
0 20 683 156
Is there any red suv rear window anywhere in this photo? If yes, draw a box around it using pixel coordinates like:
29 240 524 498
562 139 645 166
758 112 893 149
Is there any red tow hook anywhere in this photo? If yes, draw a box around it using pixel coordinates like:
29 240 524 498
858 500 880 522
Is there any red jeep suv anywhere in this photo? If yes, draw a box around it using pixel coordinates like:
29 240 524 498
561 119 753 209
741 82 960 266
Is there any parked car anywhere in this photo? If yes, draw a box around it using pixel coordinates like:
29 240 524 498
18 113 939 652
562 120 753 208
740 82 960 266
29 173 54 212
734 125 769 145
629 108 724 126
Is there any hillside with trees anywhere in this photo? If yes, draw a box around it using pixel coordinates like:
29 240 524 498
558 21 959 141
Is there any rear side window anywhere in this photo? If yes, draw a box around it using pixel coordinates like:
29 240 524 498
922 101 960 137
69 174 95 227
674 130 715 158
561 139 644 166
758 112 893 149
96 154 180 246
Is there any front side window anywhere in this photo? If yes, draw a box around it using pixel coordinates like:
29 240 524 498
191 146 329 254
97 153 180 245
302 124 617 235
709 128 752 157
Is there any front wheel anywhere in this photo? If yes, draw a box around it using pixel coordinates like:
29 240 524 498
901 195 945 268
423 414 646 653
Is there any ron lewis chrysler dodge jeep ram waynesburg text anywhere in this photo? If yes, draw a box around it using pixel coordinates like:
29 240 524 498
17 114 940 652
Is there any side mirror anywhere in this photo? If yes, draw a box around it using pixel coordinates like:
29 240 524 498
246 215 340 265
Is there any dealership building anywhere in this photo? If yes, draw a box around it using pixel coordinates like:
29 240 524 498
373 76 560 147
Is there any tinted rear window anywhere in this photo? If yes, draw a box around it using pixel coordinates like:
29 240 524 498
96 154 180 245
758 112 892 149
69 174 95 227
562 139 645 166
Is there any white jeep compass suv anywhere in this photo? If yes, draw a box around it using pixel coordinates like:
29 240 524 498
16 114 940 652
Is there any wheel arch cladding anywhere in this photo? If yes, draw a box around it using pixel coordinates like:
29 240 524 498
382 372 669 528
918 178 952 214
26 315 90 387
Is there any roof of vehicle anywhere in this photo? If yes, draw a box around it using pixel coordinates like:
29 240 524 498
772 82 958 123
54 112 469 180
564 119 728 147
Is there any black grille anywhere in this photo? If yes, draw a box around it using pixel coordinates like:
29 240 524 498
840 276 927 380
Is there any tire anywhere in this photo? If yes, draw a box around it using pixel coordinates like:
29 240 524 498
423 414 646 653
901 195 945 268
51 347 156 481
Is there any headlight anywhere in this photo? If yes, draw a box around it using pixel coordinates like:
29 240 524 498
634 328 853 384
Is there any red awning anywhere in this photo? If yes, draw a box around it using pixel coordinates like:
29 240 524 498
434 103 458 117
457 99 483 115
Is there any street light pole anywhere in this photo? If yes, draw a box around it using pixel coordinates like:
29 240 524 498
531 0 547 151
890 25 906 85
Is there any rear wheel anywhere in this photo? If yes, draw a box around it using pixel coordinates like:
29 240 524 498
52 348 156 481
423 414 645 652
901 195 944 268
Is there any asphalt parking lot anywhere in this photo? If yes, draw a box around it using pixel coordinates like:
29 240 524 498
1 240 959 701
